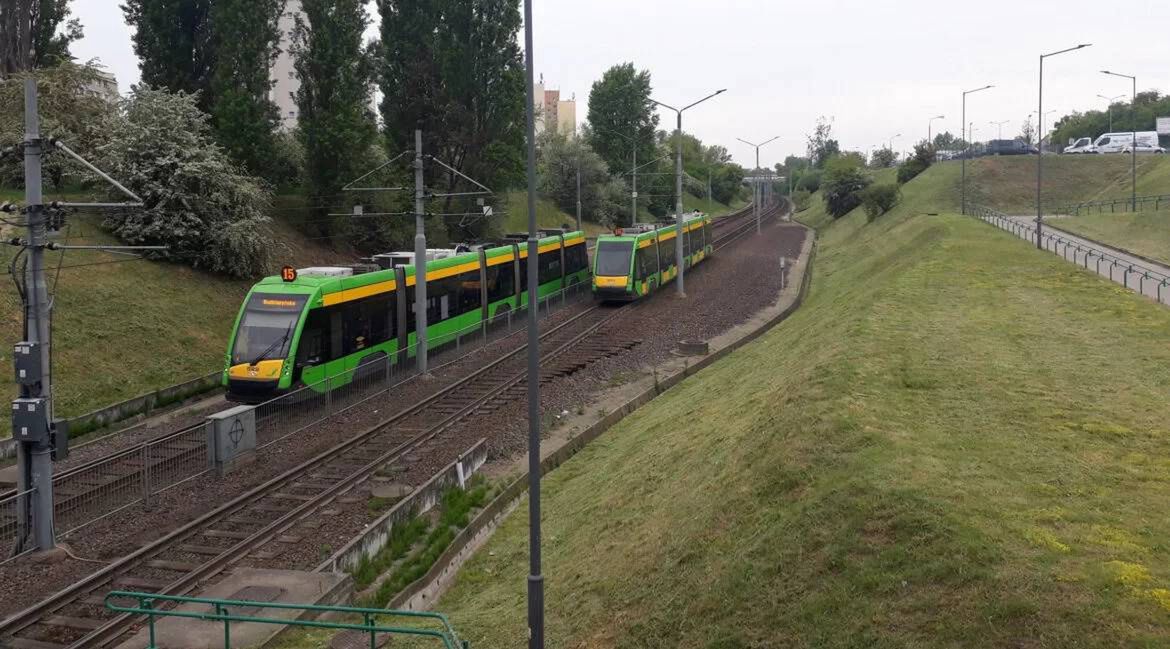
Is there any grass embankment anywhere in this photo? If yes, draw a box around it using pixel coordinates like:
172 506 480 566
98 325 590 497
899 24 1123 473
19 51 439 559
963 154 1170 213
395 161 1170 647
502 191 607 238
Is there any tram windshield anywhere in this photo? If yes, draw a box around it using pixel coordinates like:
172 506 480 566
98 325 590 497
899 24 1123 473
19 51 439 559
231 293 308 365
595 241 634 276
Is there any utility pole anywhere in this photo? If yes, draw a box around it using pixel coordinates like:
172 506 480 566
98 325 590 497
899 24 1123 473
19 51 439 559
961 84 994 215
9 79 156 555
413 129 429 374
575 150 582 233
522 0 543 645
631 146 637 225
737 136 779 234
707 167 712 214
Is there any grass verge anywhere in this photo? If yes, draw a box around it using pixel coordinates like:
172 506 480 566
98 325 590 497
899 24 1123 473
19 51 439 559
1050 210 1170 265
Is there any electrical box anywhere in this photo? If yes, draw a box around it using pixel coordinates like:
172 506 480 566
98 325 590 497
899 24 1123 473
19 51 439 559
11 397 48 443
13 342 41 386
51 418 69 461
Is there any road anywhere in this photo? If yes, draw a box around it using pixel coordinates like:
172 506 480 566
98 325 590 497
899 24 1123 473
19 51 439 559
996 215 1170 305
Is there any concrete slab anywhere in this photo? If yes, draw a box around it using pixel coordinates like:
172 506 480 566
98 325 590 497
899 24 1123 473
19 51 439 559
0 463 18 489
114 568 351 649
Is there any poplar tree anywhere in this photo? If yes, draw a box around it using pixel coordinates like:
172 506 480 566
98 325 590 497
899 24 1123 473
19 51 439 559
292 0 377 236
208 0 284 177
121 0 215 110
1 0 83 76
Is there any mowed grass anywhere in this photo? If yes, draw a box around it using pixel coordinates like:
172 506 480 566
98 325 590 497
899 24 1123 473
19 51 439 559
962 154 1170 213
391 161 1170 647
502 190 607 237
1051 210 1170 265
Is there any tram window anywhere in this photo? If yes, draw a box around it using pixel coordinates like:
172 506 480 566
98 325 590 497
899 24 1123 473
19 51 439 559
457 269 481 314
564 244 588 275
519 256 528 291
704 223 712 247
297 308 330 365
427 276 457 322
538 248 562 284
487 260 515 302
656 237 670 270
635 244 656 279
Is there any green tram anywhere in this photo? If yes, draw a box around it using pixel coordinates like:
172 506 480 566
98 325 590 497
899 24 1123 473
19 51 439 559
223 231 590 403
591 212 712 301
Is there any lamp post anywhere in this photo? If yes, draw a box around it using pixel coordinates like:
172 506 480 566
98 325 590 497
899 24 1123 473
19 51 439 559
928 115 945 145
521 0 543 645
1097 93 1124 131
888 133 902 153
990 120 1010 139
650 89 727 298
1035 44 1092 249
1102 70 1137 211
961 84 994 215
736 135 780 234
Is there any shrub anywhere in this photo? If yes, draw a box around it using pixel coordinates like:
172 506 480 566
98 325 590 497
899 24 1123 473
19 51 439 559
821 157 871 219
860 183 901 222
797 169 822 193
791 188 812 211
94 87 272 278
896 142 936 184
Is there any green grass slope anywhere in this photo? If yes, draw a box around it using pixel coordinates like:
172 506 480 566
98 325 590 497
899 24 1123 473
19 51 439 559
1052 211 1170 266
421 162 1170 647
962 154 1170 213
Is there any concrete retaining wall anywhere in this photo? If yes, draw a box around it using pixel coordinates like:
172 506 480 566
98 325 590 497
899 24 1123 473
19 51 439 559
0 371 220 461
315 439 489 575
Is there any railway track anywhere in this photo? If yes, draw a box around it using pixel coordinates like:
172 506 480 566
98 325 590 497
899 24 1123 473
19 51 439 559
0 200 782 649
3 199 769 538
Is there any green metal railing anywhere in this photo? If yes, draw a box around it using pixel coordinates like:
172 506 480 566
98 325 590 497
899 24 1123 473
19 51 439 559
104 591 468 649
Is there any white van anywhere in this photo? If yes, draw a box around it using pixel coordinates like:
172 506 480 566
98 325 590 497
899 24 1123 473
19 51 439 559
1063 137 1094 154
1093 131 1160 154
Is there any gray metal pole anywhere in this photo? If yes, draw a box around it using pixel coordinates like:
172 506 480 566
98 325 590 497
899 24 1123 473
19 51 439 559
755 146 761 233
674 110 685 297
522 0 544 645
961 93 967 215
1036 55 1044 249
575 148 582 232
414 129 428 373
707 167 711 214
631 147 637 225
1131 76 1137 212
21 78 55 552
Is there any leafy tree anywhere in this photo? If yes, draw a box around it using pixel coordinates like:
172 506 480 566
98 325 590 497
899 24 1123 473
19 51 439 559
122 0 215 111
1 0 83 76
896 141 935 184
1019 117 1036 147
293 0 378 237
93 87 271 278
821 156 871 219
0 63 115 188
806 116 839 168
932 131 966 154
376 0 526 241
586 63 659 192
859 183 900 222
537 130 627 226
1051 92 1170 148
870 147 896 168
796 169 822 193
208 0 283 177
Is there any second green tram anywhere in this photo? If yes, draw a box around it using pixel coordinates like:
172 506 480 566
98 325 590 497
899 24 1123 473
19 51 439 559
223 231 590 403
591 213 713 301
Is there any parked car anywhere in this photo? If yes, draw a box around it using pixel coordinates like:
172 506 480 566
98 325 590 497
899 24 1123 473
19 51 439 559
1121 143 1166 154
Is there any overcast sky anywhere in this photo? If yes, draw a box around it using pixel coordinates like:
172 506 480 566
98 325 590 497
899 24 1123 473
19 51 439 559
71 0 1168 169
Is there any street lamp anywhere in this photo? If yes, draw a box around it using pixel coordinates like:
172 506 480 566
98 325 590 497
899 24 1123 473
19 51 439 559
928 115 945 144
961 84 994 215
888 133 902 153
1097 93 1125 131
650 89 727 298
1102 70 1137 211
521 0 544 646
990 120 1010 139
736 135 780 234
1035 43 1091 249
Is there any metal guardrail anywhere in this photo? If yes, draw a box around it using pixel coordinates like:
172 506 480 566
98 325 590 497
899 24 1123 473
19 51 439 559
1047 193 1170 216
969 204 1170 306
104 591 467 649
1 487 35 560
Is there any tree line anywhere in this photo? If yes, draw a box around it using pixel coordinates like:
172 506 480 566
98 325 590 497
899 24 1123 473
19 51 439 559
1 1 749 278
